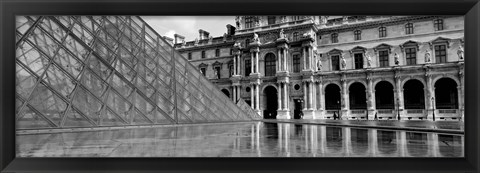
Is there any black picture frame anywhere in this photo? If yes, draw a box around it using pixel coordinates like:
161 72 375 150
1 0 479 172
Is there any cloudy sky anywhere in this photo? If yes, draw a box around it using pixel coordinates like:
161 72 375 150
141 16 235 42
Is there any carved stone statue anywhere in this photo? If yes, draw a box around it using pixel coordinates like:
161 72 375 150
320 16 328 25
214 70 219 79
223 33 227 42
317 57 322 71
253 32 259 42
366 53 372 68
457 45 464 60
394 53 400 65
281 16 287 23
341 53 347 69
343 16 349 23
194 38 199 46
279 29 285 39
255 16 261 27
235 16 241 29
208 36 213 44
425 49 431 63
181 40 186 48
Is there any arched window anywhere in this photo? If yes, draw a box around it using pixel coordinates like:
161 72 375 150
331 33 338 43
264 53 276 76
405 23 414 34
434 19 444 31
354 30 362 40
379 26 387 38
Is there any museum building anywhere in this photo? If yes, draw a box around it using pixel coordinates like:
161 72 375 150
173 16 464 121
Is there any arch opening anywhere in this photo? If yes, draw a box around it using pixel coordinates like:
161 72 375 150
325 84 341 110
403 80 425 109
375 81 395 109
434 78 458 109
263 85 278 119
349 82 367 110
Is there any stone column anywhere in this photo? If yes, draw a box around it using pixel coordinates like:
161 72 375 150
303 82 308 110
251 53 254 74
251 85 254 109
255 84 260 111
395 74 404 118
313 82 317 111
458 70 464 121
318 81 325 119
426 72 434 120
284 48 288 72
255 51 259 74
341 78 349 119
303 47 307 70
344 127 351 156
233 55 237 75
233 86 237 102
277 49 280 72
367 75 375 119
283 83 288 110
309 82 314 110
278 83 283 110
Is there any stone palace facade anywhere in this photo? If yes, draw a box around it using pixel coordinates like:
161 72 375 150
173 16 464 121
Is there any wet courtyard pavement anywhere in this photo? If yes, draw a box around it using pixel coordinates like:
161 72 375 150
16 121 464 157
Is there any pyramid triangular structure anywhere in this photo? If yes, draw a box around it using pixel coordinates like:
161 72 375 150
15 16 258 130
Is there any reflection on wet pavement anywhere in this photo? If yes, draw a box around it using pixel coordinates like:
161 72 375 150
16 122 464 157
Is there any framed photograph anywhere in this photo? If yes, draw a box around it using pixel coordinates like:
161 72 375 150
1 0 479 172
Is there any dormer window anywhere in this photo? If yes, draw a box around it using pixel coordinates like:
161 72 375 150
405 23 414 35
354 30 362 41
331 33 338 43
434 19 444 31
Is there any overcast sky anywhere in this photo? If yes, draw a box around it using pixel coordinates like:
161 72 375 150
141 16 235 42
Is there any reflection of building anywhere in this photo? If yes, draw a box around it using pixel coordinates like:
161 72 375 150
174 16 465 121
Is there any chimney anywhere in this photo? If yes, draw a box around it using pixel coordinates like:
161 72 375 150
163 36 174 46
174 34 185 44
226 24 236 35
199 29 210 40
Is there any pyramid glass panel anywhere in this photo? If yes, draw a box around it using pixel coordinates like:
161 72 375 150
16 16 258 130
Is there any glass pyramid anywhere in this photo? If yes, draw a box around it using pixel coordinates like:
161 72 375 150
15 16 260 130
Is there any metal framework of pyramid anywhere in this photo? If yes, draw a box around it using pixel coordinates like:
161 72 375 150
15 16 260 130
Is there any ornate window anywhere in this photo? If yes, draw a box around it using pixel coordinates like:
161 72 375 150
201 51 206 59
212 61 222 79
354 30 362 41
378 50 389 67
331 33 338 43
434 19 444 31
245 59 251 76
405 23 414 35
264 53 276 76
331 55 340 71
434 45 447 63
268 16 276 25
245 16 254 29
405 47 417 65
379 26 387 38
293 32 300 41
293 54 301 72
215 49 220 57
354 53 363 69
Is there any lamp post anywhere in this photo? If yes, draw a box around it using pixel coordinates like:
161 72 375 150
431 97 436 121
397 98 400 120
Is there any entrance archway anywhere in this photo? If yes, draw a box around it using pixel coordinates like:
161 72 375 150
403 79 425 109
263 85 278 119
221 89 230 98
349 82 367 110
375 81 394 109
325 84 341 110
434 78 458 109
